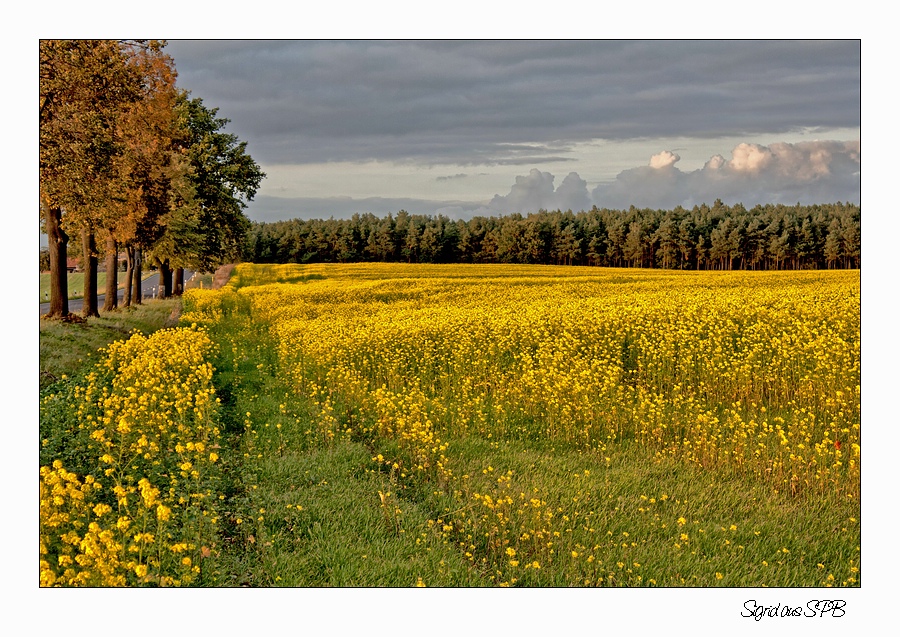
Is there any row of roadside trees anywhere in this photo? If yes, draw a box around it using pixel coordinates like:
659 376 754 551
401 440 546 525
40 40 264 319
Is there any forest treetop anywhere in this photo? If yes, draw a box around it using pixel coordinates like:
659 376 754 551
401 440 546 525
246 200 860 271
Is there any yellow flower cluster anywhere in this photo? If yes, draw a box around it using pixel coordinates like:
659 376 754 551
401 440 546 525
40 326 221 586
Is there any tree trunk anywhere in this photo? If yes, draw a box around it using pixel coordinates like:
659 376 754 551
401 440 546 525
44 204 69 318
157 258 172 298
103 236 118 311
132 247 142 304
123 244 134 307
81 227 99 318
173 267 184 296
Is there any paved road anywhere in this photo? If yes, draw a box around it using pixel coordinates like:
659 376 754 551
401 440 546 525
40 271 194 315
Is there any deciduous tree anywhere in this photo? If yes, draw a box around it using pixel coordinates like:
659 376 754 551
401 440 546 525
40 40 138 317
40 40 178 317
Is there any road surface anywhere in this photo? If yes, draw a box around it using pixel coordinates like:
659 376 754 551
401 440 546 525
40 270 194 315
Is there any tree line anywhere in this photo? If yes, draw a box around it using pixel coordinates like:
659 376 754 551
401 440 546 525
40 40 264 319
246 200 861 270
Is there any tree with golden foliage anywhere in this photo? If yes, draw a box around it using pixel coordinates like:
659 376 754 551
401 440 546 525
40 40 176 318
42 40 265 317
105 43 181 308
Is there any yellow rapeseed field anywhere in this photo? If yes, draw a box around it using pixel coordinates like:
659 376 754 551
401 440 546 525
47 262 856 587
180 263 859 585
190 263 859 497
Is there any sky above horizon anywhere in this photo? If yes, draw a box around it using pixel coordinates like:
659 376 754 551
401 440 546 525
163 40 860 222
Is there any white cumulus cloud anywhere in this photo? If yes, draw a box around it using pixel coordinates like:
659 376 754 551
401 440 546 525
649 150 681 169
592 139 860 209
487 169 591 214
728 143 774 173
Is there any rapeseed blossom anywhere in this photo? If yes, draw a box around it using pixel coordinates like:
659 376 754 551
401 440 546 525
178 263 860 587
40 326 222 586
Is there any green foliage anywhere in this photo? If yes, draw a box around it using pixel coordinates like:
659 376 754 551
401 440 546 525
168 95 265 271
246 202 861 270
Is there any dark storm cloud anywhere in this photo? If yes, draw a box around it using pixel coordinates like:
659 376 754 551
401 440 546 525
164 40 860 166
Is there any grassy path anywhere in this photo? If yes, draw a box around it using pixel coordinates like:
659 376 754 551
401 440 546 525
204 304 487 586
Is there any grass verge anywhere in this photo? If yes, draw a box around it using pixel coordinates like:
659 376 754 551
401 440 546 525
39 298 181 388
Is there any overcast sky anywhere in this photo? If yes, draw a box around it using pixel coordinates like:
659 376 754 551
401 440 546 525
162 40 860 222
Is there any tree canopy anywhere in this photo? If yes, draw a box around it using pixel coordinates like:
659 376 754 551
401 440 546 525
245 201 861 271
40 39 264 318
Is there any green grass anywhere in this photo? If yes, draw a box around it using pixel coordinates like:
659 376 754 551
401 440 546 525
217 441 489 586
39 298 181 388
420 436 859 587
197 308 487 586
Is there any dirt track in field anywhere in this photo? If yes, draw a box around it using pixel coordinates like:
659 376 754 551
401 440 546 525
212 264 235 290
